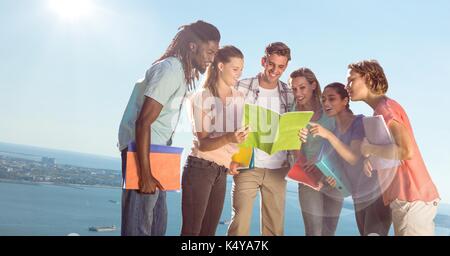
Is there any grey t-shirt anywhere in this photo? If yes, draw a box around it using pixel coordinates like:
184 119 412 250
118 57 187 150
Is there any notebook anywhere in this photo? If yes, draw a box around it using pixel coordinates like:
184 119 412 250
287 153 322 191
362 115 401 170
240 103 314 155
123 141 183 191
231 147 255 170
315 145 352 197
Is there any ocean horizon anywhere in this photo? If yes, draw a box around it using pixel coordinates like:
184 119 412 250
0 142 121 171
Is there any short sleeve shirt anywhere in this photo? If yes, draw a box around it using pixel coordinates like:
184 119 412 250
326 115 382 203
118 57 187 150
374 97 439 204
188 88 244 168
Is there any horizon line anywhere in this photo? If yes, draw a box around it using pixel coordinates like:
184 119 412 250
0 140 120 160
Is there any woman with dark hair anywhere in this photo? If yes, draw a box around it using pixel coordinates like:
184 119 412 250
181 45 248 236
300 82 392 235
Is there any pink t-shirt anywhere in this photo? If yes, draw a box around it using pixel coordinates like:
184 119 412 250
188 88 244 168
374 97 439 205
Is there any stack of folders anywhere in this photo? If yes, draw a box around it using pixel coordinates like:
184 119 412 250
287 152 323 191
231 147 255 170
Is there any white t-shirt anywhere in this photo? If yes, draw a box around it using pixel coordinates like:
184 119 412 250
254 86 287 169
188 88 244 168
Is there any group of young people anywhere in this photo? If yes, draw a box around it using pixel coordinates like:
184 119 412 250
118 20 440 236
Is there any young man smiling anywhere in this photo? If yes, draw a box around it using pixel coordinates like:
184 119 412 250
228 42 295 236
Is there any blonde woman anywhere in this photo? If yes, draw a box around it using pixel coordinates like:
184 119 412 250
291 68 342 236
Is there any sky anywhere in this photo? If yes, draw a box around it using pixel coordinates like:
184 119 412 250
0 0 449 201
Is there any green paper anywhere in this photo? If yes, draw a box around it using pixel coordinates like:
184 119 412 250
240 104 314 155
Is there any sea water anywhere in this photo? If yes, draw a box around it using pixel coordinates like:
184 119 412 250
1 142 448 236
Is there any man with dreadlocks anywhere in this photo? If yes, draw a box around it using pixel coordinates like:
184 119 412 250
118 20 220 236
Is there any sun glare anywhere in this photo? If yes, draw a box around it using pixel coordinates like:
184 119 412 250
49 0 94 22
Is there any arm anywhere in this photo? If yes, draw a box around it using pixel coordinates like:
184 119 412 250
135 97 164 194
197 131 234 151
197 130 248 151
361 120 414 160
326 134 362 166
194 101 248 151
308 122 362 165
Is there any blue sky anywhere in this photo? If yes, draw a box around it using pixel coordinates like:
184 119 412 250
0 0 449 201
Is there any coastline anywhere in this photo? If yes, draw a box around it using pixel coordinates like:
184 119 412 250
0 178 121 190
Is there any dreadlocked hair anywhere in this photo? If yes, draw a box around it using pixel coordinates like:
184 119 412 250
203 45 244 97
154 20 221 91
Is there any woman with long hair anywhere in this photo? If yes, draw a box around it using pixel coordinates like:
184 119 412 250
290 68 343 236
181 45 248 236
300 82 392 235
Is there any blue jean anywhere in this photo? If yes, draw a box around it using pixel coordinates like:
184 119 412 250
120 149 167 236
299 184 344 236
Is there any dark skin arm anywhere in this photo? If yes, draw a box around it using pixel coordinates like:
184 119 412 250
135 97 165 194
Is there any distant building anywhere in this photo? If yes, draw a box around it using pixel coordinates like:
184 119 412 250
41 157 56 166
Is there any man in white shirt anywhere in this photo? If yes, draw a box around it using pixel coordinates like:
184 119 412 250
228 42 294 236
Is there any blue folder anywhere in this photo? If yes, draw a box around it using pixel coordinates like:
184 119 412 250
315 145 351 197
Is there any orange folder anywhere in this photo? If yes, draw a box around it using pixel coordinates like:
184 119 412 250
123 142 183 191
287 153 322 191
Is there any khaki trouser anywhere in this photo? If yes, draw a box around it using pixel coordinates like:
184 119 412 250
227 167 289 236
390 198 440 236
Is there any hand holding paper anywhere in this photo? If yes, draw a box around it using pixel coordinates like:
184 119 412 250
139 176 164 194
228 125 249 144
287 153 323 191
299 128 309 143
363 158 373 177
123 142 183 191
360 138 372 158
362 115 401 170
231 146 254 170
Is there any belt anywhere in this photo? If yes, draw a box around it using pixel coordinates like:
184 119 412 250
186 156 228 172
